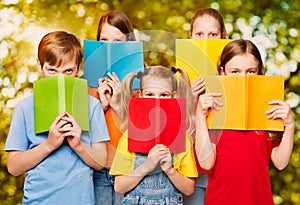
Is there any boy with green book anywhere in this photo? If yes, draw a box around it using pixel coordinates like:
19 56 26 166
5 31 109 205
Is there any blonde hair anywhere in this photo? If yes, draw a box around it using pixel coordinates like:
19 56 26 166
119 66 195 135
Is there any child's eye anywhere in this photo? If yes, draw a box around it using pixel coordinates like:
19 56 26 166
100 38 108 41
247 69 257 74
48 69 56 73
160 93 171 98
65 69 74 74
230 70 239 75
196 32 203 37
146 93 153 97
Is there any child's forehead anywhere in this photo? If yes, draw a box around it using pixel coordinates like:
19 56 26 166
46 54 77 66
142 76 173 90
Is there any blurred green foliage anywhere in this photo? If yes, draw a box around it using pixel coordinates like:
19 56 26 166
0 0 299 204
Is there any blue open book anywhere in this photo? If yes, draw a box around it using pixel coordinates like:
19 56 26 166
83 40 144 88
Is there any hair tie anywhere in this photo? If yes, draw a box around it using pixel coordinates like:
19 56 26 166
136 71 143 79
171 66 177 74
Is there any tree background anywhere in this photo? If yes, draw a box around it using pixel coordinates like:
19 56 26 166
0 0 299 204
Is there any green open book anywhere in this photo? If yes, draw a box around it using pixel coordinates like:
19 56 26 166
34 74 89 134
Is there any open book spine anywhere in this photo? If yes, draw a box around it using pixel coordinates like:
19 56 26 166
58 74 66 114
106 43 111 76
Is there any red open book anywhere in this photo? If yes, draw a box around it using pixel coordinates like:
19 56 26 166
128 98 186 153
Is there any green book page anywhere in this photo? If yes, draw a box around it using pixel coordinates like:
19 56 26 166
34 75 60 133
65 75 89 131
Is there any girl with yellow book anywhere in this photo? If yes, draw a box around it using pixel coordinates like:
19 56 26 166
184 7 228 205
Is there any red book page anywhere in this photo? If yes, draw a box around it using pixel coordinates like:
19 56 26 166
128 98 186 153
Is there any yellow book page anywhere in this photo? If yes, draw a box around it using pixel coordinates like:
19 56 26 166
247 76 284 131
205 76 246 130
175 39 232 81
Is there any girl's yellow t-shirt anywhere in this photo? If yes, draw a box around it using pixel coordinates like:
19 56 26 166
109 131 198 177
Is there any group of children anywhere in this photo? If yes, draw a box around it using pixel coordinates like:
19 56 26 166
5 7 295 205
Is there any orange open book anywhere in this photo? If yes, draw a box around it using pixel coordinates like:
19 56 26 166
175 39 232 81
205 75 284 131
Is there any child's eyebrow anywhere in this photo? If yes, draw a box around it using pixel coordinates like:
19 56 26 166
43 65 55 69
65 66 77 70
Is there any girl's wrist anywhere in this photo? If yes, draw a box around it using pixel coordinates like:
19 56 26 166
164 167 175 176
284 122 295 134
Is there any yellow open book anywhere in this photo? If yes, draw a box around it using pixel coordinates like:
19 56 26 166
205 75 284 131
175 39 232 81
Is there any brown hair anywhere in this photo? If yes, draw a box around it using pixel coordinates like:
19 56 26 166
119 66 195 135
190 8 228 39
217 39 265 75
96 11 136 41
218 39 283 140
38 31 82 70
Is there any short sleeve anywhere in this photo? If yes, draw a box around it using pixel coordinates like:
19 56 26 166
208 130 222 145
88 96 110 143
174 134 198 178
5 98 30 151
109 131 135 176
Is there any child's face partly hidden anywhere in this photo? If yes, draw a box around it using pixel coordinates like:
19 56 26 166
99 23 127 42
221 53 259 76
190 15 222 39
40 60 78 77
140 77 174 99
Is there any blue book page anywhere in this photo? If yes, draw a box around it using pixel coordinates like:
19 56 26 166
106 42 144 89
83 40 108 87
83 40 144 88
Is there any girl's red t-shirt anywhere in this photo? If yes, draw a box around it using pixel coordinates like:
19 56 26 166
205 130 280 205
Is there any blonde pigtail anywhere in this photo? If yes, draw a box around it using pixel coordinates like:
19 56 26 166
119 73 138 130
175 67 196 136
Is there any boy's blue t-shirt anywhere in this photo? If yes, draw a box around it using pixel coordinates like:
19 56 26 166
5 95 109 205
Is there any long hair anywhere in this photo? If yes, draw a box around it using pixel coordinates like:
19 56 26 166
38 31 82 70
190 8 228 39
218 39 282 140
217 39 265 75
96 11 136 41
119 66 195 135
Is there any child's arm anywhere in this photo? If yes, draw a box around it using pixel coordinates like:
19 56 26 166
7 113 68 176
114 144 167 194
59 112 107 170
160 150 195 196
266 100 295 170
194 92 222 170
